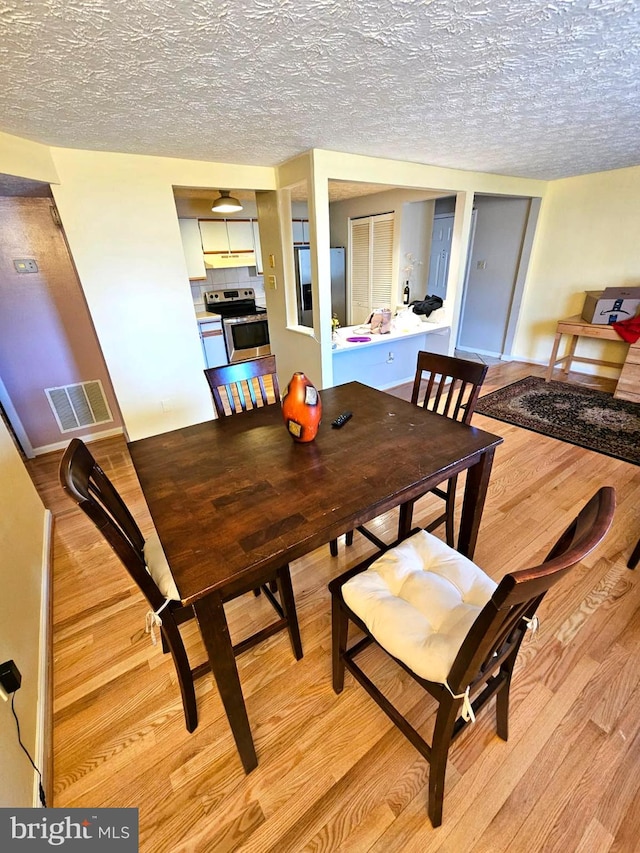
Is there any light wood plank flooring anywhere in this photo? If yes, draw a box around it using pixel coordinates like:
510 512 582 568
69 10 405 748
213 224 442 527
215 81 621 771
28 361 640 853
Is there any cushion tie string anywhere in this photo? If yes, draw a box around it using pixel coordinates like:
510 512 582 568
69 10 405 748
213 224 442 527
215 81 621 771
145 598 171 646
523 615 540 639
444 682 475 722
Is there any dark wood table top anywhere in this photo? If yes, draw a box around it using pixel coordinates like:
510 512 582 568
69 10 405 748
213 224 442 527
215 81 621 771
128 382 502 605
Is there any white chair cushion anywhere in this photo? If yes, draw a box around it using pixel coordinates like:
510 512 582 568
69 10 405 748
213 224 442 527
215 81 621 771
143 532 180 602
341 530 497 684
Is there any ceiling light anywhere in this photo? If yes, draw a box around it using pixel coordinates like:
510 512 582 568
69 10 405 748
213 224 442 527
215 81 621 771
211 190 243 213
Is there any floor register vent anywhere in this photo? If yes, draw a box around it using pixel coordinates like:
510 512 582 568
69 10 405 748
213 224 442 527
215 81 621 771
45 380 113 433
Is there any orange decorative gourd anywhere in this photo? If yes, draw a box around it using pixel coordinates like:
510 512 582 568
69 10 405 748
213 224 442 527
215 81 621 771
282 372 322 442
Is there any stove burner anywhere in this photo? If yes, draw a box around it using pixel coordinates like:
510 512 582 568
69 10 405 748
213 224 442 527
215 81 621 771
203 288 266 318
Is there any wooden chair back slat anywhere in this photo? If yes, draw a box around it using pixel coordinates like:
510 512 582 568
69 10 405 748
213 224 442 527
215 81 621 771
205 355 281 418
411 351 488 424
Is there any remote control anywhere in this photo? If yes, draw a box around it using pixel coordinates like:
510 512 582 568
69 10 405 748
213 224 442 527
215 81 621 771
331 411 352 429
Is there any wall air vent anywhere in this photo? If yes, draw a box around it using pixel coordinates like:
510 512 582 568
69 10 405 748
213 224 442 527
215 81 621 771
45 381 113 433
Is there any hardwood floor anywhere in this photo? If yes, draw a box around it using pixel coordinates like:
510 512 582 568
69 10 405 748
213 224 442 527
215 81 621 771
28 361 640 853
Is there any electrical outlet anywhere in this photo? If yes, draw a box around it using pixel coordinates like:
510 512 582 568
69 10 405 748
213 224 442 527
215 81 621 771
0 659 22 697
267 275 277 290
13 258 38 273
476 260 487 270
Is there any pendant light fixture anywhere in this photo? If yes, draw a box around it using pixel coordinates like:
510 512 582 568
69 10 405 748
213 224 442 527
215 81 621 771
211 190 243 213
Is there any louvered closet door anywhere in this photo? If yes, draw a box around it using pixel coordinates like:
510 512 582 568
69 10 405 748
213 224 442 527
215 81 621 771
349 212 394 325
371 215 394 307
350 219 371 323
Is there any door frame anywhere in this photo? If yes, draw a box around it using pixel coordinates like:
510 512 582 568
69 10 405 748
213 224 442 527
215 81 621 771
454 209 478 351
0 373 34 458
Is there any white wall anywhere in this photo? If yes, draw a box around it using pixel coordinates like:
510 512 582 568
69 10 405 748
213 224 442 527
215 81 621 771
0 419 47 806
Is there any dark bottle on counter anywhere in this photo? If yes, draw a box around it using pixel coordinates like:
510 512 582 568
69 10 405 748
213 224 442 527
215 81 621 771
402 282 410 305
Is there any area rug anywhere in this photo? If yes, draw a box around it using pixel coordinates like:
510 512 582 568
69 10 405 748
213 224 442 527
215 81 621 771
475 376 640 465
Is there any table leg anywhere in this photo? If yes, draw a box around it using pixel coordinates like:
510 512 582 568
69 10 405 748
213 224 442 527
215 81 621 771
457 447 496 558
398 500 415 540
563 335 579 377
546 331 563 381
193 592 258 774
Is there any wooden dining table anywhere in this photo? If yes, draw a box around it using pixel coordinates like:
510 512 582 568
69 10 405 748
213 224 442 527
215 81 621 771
127 381 503 773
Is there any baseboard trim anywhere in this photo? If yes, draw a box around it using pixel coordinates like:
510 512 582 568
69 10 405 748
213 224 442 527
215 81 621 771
35 509 53 807
33 426 124 457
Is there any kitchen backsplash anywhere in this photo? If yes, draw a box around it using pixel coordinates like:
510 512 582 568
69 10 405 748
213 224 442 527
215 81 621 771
191 266 266 313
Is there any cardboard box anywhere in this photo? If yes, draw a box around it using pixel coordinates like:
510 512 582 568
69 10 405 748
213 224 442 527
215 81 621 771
581 287 640 325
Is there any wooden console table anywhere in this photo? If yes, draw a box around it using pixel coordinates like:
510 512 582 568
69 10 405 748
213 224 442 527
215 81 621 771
546 315 639 403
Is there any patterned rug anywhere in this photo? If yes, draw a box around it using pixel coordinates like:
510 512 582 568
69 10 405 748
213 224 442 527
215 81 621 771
475 376 640 465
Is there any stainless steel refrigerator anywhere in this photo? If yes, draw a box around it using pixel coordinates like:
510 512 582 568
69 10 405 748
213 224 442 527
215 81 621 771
294 247 346 326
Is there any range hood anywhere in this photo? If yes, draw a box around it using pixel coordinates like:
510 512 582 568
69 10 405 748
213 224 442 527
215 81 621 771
203 251 257 269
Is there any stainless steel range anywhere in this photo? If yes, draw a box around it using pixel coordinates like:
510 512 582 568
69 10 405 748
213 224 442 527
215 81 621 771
204 288 270 364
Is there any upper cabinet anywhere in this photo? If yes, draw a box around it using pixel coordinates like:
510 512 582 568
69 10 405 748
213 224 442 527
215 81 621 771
200 218 257 268
178 219 207 280
292 219 310 245
252 220 263 274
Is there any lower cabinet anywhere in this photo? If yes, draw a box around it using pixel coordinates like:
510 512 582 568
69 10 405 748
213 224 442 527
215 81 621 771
199 320 228 368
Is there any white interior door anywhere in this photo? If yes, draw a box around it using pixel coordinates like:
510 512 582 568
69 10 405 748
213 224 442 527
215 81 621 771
427 214 454 299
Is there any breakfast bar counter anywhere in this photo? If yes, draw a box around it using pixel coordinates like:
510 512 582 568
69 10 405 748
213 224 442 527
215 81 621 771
332 320 451 389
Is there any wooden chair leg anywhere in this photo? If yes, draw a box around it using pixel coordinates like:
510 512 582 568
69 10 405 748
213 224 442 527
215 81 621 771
428 696 459 828
330 538 338 557
627 536 640 570
495 674 512 741
331 595 349 693
276 565 303 660
161 619 198 733
445 475 458 547
346 530 354 546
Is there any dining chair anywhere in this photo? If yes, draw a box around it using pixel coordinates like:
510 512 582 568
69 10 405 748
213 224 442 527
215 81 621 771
204 354 283 595
59 437 302 733
204 354 281 417
329 351 488 557
329 486 615 827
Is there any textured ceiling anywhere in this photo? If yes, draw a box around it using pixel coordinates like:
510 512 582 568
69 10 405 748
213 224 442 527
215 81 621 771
1 0 640 181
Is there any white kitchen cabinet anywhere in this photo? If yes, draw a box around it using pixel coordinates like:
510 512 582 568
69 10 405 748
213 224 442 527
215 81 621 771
226 219 255 252
252 220 263 274
199 318 228 368
199 219 257 268
178 219 206 280
199 220 229 253
292 219 310 245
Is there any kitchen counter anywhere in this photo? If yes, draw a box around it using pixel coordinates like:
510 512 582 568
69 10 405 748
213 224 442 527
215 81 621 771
332 318 449 350
332 318 451 390
196 310 221 322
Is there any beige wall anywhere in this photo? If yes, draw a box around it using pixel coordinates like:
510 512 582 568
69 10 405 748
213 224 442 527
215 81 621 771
0 419 47 806
514 165 640 370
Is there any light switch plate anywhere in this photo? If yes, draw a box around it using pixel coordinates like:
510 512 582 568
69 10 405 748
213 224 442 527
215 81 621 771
14 258 38 273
